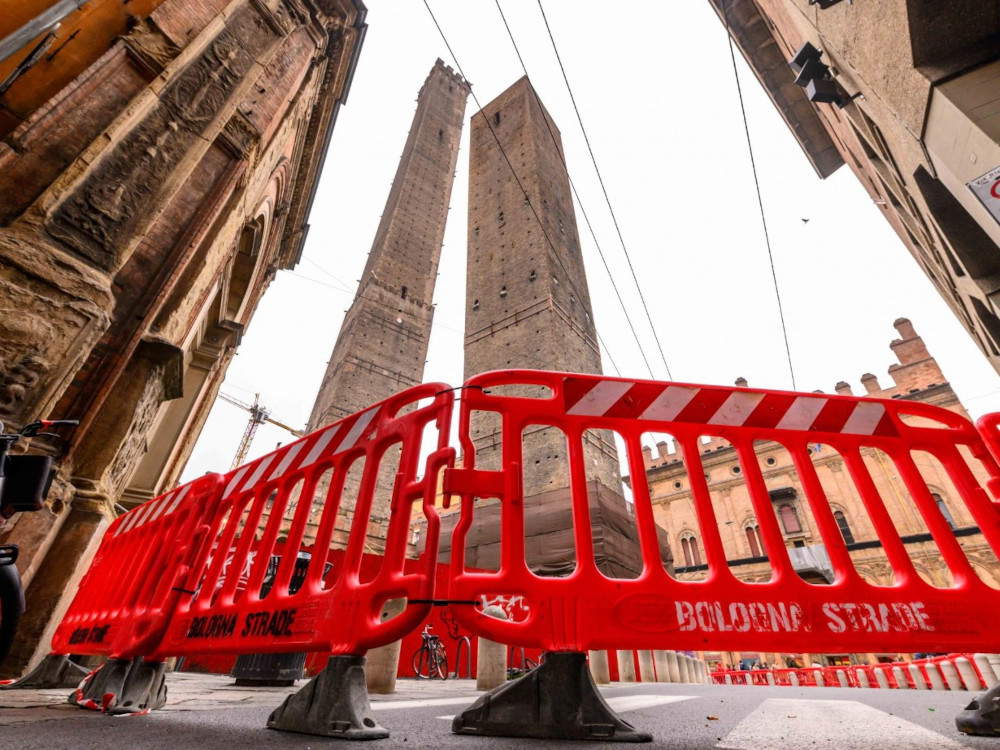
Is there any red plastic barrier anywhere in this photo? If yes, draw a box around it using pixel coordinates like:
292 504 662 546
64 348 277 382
52 472 224 658
445 370 1000 654
153 383 454 658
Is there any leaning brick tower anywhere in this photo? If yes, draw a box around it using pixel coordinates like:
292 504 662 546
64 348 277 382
307 60 469 547
453 77 666 577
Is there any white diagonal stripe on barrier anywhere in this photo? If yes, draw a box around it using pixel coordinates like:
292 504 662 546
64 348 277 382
640 385 699 422
776 396 826 430
299 424 342 469
128 500 158 531
223 465 250 498
163 484 191 516
339 407 380 451
146 493 173 523
268 441 305 481
241 454 276 492
115 509 140 536
566 380 634 416
841 402 885 435
708 391 765 426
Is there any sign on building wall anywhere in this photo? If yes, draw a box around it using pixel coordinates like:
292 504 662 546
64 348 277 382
968 165 1000 226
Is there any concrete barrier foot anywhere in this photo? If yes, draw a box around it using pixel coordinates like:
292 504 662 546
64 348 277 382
452 651 652 743
0 653 89 690
267 654 388 740
957 683 1000 736
68 657 131 711
109 659 168 715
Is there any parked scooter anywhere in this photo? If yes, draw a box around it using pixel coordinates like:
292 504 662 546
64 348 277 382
0 419 77 664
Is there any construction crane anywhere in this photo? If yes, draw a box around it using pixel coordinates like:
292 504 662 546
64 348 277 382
218 392 303 469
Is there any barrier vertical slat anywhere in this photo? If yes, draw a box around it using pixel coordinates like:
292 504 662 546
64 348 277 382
623 435 669 580
735 439 796 580
892 448 979 584
841 450 919 583
789 440 860 584
676 435 735 581
566 425 598 582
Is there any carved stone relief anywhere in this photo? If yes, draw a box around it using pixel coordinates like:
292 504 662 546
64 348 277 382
0 252 110 425
47 5 279 270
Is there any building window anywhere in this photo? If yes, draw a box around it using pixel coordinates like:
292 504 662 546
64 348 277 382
833 510 855 545
932 493 957 530
400 285 407 300
778 504 801 534
493 111 500 127
681 534 701 567
745 524 763 558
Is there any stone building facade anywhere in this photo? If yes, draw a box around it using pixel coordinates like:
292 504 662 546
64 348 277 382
0 0 366 676
444 77 665 578
305 59 468 549
710 0 1000 373
639 318 999 669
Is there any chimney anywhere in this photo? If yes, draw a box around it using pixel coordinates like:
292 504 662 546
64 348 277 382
642 445 653 467
860 373 881 395
834 381 853 396
889 317 930 365
656 440 670 461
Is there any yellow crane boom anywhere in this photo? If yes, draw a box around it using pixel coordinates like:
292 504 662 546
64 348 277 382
218 392 304 469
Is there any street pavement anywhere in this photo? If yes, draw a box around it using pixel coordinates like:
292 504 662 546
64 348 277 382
1 671 996 749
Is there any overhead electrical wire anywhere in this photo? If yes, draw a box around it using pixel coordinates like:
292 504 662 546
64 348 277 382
422 0 623 376
535 0 674 382
721 0 797 389
493 0 655 380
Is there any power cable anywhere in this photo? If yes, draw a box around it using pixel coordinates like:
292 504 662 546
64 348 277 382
493 0 654 380
422 0 621 376
721 0 797 389
535 0 674 381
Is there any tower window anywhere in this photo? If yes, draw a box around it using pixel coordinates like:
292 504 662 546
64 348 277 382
401 286 407 300
472 299 480 311
499 286 507 298
493 111 501 127
745 523 763 558
498 210 504 224
528 269 537 282
438 129 443 142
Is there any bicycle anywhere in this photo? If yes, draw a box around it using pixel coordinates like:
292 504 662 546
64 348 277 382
507 646 539 679
0 418 78 665
411 624 448 679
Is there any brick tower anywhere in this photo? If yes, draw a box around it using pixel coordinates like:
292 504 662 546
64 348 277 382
455 77 666 577
307 60 469 546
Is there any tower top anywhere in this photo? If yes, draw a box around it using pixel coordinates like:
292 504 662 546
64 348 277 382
422 58 470 94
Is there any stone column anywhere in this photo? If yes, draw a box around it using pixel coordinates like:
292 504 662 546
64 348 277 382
617 651 637 682
637 650 655 682
653 651 670 682
666 650 681 682
589 650 610 685
365 598 407 694
678 655 691 683
475 605 507 690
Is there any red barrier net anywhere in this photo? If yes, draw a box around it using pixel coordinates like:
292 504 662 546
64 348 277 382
52 472 224 658
51 383 453 660
444 370 1000 654
154 383 454 658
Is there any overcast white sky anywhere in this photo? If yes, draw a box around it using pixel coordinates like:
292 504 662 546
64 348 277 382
182 0 1000 481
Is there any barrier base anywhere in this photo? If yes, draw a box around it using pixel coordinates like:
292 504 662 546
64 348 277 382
957 683 1000 736
267 654 388 740
452 651 652 743
0 653 89 690
68 657 167 714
